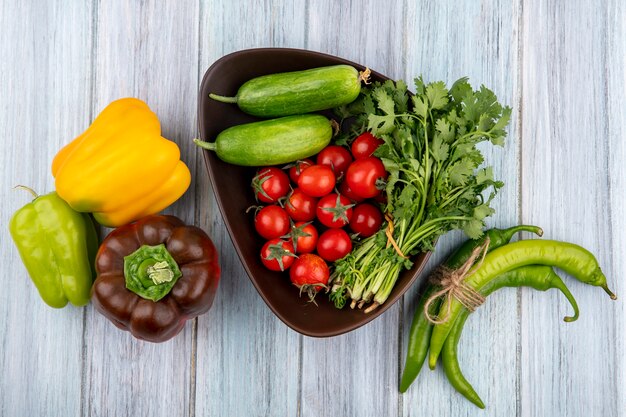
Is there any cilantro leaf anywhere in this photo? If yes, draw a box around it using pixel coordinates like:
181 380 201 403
372 87 395 115
329 75 511 310
431 133 449 162
412 96 428 119
426 81 449 110
368 114 396 135
448 159 474 186
435 118 455 142
449 77 472 104
462 219 485 239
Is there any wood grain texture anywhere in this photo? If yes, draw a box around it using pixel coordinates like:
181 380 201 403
606 2 626 415
0 1 93 416
80 2 199 417
520 1 625 417
302 2 408 417
399 1 523 416
0 1 624 417
194 2 306 417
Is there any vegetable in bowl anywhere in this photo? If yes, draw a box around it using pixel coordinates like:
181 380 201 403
329 77 512 311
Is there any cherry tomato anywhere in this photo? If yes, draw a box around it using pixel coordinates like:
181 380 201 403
254 205 290 240
316 193 354 228
373 192 387 204
316 229 353 262
349 203 383 238
351 132 384 159
285 188 318 222
252 167 290 203
288 159 314 184
288 222 318 254
297 165 336 197
316 145 353 178
260 239 296 271
345 157 388 199
338 180 366 203
289 254 330 293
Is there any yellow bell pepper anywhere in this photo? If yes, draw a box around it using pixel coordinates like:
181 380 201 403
52 98 191 227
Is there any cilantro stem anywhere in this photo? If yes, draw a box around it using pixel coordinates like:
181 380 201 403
329 77 507 311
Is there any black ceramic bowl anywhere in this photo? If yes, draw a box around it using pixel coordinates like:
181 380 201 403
197 48 431 337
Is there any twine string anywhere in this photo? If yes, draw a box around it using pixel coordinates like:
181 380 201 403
423 238 490 324
384 213 408 259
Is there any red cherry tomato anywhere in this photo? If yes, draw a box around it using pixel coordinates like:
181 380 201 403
297 165 336 197
351 132 384 159
288 159 314 184
254 205 290 240
316 193 354 228
288 222 318 254
316 145 353 178
289 254 330 292
260 239 296 271
345 157 388 199
316 229 352 262
373 191 387 204
285 188 318 222
349 203 383 238
338 180 366 203
252 167 290 203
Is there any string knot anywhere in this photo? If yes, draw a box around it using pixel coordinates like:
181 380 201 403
423 238 490 324
384 213 408 259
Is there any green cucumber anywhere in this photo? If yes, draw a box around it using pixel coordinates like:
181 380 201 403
209 65 369 117
194 114 333 166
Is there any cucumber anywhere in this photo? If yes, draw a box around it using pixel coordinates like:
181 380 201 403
209 65 369 117
194 114 333 166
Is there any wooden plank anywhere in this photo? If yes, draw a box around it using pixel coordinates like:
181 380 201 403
299 3 407 417
81 2 199 416
193 2 306 417
400 1 523 416
0 2 93 416
606 2 626 415
520 0 624 416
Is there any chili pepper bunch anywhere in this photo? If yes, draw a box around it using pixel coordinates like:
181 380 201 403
400 225 616 408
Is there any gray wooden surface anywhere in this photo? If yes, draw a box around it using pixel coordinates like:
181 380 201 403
1 1 624 416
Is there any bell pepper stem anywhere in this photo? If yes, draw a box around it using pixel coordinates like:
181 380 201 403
13 185 39 199
209 93 238 104
124 244 182 302
193 138 217 151
147 261 175 284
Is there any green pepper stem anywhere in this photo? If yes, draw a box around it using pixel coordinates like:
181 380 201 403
193 138 217 151
124 244 182 302
499 224 544 240
602 283 617 300
146 261 176 285
13 185 39 199
209 93 238 104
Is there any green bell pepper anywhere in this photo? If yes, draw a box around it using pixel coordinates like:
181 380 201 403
9 186 98 308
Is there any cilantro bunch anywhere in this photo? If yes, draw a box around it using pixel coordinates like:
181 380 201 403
329 77 511 311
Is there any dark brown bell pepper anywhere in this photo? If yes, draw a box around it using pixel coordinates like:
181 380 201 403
92 215 220 342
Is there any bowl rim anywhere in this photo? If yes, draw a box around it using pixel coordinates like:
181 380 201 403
197 47 432 337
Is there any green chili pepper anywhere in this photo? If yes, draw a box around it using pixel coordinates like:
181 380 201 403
399 285 441 393
429 239 615 369
399 225 543 393
442 265 579 408
9 186 98 308
445 225 544 269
